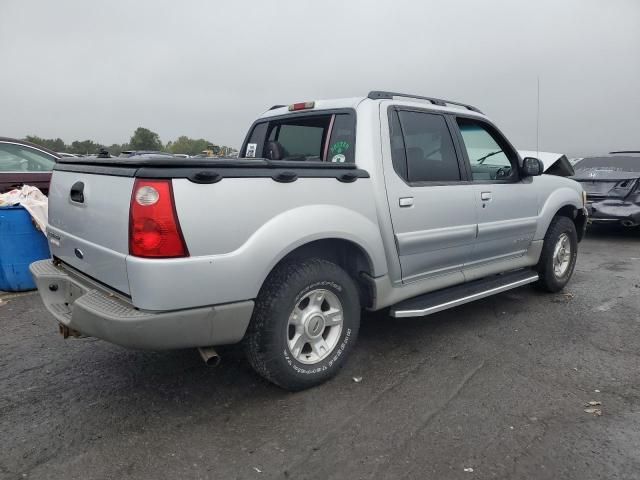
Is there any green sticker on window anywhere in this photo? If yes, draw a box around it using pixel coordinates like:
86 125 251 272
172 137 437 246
330 141 350 155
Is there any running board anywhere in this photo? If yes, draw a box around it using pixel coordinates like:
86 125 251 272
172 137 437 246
391 269 539 318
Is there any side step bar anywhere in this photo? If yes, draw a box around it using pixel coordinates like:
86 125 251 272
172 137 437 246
391 269 539 318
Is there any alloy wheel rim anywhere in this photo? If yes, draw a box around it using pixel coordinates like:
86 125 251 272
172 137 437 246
287 289 343 364
552 233 571 278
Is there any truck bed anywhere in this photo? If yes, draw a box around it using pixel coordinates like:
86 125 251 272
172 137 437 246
47 157 378 311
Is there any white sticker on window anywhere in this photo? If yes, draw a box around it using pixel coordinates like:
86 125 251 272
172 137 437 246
331 154 346 163
246 143 257 158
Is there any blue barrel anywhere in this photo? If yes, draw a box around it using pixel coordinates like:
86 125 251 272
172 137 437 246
0 206 50 291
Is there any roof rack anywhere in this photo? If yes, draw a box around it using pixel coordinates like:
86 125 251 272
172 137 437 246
367 91 483 114
609 151 640 155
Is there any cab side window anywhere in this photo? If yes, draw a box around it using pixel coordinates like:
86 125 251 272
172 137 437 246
456 119 517 181
241 113 355 162
390 110 461 183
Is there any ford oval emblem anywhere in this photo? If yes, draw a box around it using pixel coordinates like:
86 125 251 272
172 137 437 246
74 248 84 259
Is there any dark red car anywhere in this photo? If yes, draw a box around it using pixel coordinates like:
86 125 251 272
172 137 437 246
0 138 59 195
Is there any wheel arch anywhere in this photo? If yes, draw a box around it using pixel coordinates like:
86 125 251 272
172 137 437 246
554 204 587 242
262 237 378 309
536 187 586 242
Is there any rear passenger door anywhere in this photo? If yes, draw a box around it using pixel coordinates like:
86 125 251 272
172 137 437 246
453 116 538 276
383 107 477 283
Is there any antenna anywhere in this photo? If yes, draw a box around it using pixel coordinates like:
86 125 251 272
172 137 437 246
536 76 540 157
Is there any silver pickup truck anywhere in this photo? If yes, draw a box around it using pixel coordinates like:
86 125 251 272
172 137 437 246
31 91 588 390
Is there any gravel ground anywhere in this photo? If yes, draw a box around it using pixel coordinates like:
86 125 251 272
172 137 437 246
1 226 639 480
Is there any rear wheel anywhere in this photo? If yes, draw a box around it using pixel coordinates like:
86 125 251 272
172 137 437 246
244 258 360 391
535 216 578 292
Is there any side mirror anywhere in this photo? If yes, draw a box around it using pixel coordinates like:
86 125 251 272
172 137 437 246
521 157 543 176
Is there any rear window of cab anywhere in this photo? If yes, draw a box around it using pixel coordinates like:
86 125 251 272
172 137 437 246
241 110 356 163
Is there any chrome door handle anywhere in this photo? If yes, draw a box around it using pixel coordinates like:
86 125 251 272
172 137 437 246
480 192 492 201
399 197 414 207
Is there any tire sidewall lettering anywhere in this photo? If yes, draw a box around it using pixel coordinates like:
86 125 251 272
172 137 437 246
284 278 351 375
294 280 342 305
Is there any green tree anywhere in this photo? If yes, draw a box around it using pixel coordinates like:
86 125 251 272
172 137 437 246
69 140 103 155
24 136 66 152
167 136 215 156
19 131 236 157
107 143 128 156
129 127 163 151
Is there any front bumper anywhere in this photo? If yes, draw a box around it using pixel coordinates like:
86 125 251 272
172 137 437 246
29 260 254 350
586 199 640 226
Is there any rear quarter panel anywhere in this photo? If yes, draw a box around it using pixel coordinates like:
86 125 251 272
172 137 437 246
126 177 387 310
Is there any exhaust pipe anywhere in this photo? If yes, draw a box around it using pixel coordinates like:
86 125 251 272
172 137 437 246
198 346 221 367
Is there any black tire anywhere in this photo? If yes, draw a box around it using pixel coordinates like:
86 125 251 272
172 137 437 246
244 258 360 391
535 216 578 292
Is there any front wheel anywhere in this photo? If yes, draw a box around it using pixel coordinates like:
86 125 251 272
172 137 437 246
244 258 360 391
535 216 578 292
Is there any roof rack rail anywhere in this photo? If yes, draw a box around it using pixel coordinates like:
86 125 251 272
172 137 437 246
609 151 640 154
269 104 286 110
367 91 483 114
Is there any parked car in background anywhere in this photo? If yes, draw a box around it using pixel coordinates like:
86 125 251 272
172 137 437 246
572 151 640 227
518 151 574 177
0 137 58 194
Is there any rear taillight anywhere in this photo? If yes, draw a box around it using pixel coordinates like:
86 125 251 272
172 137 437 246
129 179 189 258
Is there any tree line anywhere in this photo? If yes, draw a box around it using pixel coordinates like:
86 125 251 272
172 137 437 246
24 127 237 157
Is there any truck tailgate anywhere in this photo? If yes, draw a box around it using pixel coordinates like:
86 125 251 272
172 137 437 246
47 170 134 295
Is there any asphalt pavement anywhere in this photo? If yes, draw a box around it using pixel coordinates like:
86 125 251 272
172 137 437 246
1 225 639 480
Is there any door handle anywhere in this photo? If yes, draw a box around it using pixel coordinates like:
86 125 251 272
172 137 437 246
70 181 85 203
399 197 414 207
480 191 492 201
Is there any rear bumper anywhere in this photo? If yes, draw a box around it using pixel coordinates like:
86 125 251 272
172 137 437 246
586 199 640 226
29 259 254 350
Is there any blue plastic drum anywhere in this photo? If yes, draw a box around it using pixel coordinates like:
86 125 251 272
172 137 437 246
0 206 50 291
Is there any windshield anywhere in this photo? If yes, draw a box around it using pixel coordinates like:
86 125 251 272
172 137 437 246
242 111 356 162
575 156 640 173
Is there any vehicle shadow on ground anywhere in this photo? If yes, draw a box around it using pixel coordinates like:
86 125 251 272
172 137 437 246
65 285 534 403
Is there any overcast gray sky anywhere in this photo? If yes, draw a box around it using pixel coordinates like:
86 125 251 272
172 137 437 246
1 0 638 155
